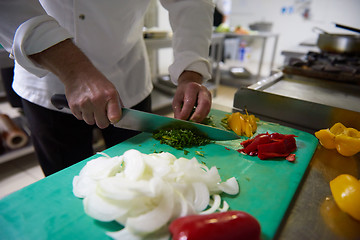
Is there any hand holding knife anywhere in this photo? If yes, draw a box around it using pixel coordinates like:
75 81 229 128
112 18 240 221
51 94 239 141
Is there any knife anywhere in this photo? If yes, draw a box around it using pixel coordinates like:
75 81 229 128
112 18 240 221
50 94 240 141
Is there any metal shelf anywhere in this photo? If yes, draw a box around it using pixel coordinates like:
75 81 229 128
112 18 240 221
0 145 34 164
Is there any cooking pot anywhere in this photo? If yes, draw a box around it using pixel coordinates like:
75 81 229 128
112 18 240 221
313 27 360 54
249 22 273 32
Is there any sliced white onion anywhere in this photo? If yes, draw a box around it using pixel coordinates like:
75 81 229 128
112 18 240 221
126 186 174 234
97 177 150 200
73 149 239 240
218 177 239 195
72 175 96 198
143 154 172 178
78 155 123 180
107 226 170 240
200 194 221 215
106 228 142 240
123 149 145 181
219 200 230 212
207 166 221 180
96 152 111 158
192 182 210 211
173 191 196 218
84 192 128 222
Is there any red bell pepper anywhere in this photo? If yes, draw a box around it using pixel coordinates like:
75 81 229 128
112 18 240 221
239 132 297 160
242 134 271 155
169 211 261 240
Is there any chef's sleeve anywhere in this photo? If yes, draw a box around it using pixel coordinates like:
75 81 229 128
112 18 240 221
160 0 214 84
0 0 72 77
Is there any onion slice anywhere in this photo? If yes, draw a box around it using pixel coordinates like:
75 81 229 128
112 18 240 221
200 194 222 215
218 177 239 195
192 182 210 211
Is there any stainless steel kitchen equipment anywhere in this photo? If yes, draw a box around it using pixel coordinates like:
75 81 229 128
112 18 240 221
283 51 360 84
233 47 360 239
313 27 360 54
236 36 360 130
234 71 360 132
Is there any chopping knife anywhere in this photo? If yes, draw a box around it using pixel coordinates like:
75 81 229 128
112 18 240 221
50 94 240 141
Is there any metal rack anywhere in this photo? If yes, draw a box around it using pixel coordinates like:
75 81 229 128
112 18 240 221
222 32 279 79
146 34 225 112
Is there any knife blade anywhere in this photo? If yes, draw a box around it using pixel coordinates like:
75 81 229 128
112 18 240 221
51 94 240 141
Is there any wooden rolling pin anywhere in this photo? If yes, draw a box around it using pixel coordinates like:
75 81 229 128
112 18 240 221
0 114 29 150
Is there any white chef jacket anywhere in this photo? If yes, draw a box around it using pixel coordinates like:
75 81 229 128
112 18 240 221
0 0 214 112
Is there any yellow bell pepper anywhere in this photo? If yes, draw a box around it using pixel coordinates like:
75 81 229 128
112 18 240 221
224 111 259 138
315 123 360 157
227 112 242 135
330 174 360 221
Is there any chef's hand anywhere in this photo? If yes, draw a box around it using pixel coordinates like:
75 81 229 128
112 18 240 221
29 39 122 129
173 71 212 123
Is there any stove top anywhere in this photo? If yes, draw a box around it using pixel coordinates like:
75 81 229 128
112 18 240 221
283 51 360 84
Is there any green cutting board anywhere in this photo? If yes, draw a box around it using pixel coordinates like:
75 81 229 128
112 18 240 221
0 109 318 240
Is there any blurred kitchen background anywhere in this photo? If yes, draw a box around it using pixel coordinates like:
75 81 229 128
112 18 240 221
155 0 360 80
1 0 360 198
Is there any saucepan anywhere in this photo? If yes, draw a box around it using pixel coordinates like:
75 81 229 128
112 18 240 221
313 27 360 54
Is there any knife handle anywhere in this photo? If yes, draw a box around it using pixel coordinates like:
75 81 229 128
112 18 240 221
51 94 69 110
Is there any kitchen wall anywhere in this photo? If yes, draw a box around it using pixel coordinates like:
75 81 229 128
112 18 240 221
155 0 360 74
230 0 360 65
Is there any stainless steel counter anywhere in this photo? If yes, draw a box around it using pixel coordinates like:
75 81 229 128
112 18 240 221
235 72 360 132
233 72 360 239
277 147 360 240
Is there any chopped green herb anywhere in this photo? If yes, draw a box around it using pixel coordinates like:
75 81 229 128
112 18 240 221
153 150 164 153
153 128 213 150
184 150 190 155
221 116 231 130
195 151 205 157
201 115 216 127
188 107 215 126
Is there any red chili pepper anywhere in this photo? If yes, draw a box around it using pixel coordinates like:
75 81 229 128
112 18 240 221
240 132 297 160
286 154 296 162
169 211 261 240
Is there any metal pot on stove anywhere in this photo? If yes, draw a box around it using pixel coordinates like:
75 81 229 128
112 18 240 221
313 27 360 54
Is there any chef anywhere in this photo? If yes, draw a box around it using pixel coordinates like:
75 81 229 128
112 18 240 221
0 0 214 176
